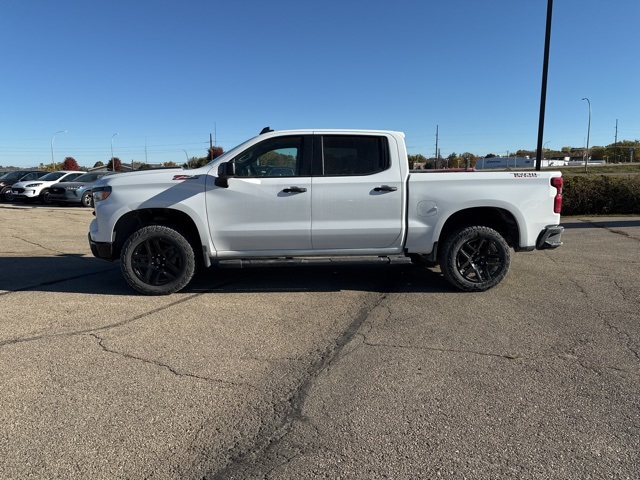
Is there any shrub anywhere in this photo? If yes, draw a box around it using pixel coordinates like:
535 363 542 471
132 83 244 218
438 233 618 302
563 175 640 215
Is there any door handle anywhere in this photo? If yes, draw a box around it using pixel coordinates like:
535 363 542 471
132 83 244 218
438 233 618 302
373 185 397 192
283 186 307 193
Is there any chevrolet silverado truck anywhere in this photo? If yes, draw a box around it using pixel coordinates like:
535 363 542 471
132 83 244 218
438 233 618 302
88 128 564 295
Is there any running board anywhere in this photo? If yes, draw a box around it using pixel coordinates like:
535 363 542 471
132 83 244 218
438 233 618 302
216 255 412 269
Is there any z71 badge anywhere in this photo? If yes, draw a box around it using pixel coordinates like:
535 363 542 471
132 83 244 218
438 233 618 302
172 175 199 181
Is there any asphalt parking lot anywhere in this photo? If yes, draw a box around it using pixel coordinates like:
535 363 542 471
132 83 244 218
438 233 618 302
1 203 638 479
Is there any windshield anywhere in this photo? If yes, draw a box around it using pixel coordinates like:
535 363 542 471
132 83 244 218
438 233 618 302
0 171 26 181
40 171 67 181
72 172 107 183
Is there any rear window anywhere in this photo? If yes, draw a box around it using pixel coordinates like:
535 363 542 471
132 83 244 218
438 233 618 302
322 136 389 176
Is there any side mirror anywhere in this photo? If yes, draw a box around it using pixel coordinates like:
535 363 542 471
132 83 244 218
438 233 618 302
214 161 236 188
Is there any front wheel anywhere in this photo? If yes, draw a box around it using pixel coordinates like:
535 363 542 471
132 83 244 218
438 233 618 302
81 191 93 208
120 225 196 295
2 188 14 201
439 226 511 292
39 189 52 204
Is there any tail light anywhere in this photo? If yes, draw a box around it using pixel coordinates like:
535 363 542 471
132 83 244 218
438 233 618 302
551 177 562 214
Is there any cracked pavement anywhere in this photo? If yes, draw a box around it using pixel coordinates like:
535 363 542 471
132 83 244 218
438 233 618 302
1 205 639 479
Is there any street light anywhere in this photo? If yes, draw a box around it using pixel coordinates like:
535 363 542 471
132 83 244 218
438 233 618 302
182 149 190 168
582 98 591 173
50 130 67 171
110 133 119 171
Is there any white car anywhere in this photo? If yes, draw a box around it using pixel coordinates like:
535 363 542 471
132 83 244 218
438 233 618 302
11 171 84 204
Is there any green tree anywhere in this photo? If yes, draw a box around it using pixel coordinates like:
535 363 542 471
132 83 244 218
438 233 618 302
408 154 427 169
461 152 477 168
93 161 104 168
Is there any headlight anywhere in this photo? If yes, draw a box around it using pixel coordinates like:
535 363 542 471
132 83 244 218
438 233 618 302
67 186 81 191
26 183 43 187
93 186 112 202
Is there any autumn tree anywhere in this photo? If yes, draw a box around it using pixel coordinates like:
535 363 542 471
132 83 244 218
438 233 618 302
62 157 80 170
188 146 226 169
208 145 224 160
107 157 122 172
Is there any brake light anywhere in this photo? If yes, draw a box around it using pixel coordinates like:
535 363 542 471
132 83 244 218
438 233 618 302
551 177 562 214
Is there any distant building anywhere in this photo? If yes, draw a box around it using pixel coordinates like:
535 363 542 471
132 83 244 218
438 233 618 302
476 157 570 169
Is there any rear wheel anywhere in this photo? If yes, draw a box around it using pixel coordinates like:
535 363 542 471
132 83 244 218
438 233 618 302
439 226 510 292
120 225 196 295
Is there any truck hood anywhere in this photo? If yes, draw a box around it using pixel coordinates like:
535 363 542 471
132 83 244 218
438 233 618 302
92 166 214 209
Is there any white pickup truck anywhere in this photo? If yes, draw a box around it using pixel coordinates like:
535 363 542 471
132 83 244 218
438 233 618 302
88 128 563 295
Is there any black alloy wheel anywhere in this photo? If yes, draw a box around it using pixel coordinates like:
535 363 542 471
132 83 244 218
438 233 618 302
121 225 196 295
440 226 511 292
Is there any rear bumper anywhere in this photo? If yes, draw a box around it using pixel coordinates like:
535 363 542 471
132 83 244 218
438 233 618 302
536 225 564 250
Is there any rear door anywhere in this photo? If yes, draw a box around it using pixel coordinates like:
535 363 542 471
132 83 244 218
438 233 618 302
310 134 404 250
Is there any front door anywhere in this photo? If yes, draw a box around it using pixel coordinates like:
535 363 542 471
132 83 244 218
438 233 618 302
206 135 313 253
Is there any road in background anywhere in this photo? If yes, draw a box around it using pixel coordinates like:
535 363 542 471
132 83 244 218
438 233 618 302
1 204 638 479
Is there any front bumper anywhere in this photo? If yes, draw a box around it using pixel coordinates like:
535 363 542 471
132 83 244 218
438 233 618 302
49 193 81 204
88 232 116 261
11 188 39 199
536 225 564 250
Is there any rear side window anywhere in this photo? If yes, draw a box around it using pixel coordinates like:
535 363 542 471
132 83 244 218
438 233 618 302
321 135 389 176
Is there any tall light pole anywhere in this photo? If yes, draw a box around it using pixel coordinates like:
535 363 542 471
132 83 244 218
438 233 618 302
182 149 190 168
535 0 553 171
110 133 119 171
51 130 67 171
582 98 591 173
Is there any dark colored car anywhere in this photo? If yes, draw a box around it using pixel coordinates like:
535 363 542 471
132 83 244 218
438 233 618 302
0 170 47 201
48 171 118 207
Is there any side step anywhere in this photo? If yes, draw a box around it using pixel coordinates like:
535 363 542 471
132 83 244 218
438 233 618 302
216 255 412 269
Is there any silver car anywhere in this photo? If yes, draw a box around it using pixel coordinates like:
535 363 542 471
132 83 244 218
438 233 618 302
48 172 118 207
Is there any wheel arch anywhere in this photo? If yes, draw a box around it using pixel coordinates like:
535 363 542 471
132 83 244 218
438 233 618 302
112 208 207 265
438 207 519 249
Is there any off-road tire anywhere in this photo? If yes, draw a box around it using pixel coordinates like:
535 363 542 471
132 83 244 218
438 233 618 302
439 226 510 292
120 225 196 295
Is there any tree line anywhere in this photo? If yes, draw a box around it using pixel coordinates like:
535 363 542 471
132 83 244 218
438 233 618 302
32 146 227 172
11 138 640 172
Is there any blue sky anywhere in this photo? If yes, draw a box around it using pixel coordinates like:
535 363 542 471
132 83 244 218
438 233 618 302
1 0 638 168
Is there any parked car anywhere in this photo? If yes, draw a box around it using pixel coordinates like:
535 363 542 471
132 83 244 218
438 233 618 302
49 171 117 207
0 170 47 201
11 171 84 204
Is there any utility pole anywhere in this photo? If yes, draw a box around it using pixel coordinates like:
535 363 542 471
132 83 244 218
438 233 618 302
435 125 439 168
614 119 618 163
210 134 213 160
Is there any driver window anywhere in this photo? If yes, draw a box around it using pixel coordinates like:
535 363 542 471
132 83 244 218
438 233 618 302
234 136 302 177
